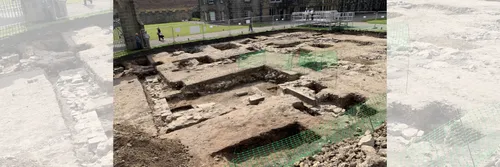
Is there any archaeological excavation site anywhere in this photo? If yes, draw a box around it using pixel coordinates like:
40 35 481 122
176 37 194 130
113 29 387 167
1 13 113 166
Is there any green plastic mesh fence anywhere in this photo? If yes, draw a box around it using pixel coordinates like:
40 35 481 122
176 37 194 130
403 104 500 167
387 22 410 51
237 50 268 69
297 50 338 72
237 50 338 73
227 94 386 167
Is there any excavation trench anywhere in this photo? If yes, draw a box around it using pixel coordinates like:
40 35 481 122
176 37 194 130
310 43 333 48
388 102 462 132
211 43 240 50
173 56 214 70
388 102 486 147
168 65 301 101
212 122 321 164
182 46 203 54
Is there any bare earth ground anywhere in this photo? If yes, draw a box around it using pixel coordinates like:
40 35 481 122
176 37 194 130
0 70 78 167
113 124 191 167
114 76 158 136
113 31 387 166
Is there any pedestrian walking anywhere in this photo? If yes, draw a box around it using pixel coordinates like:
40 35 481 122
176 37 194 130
157 27 164 41
135 33 143 50
310 9 314 21
248 18 254 32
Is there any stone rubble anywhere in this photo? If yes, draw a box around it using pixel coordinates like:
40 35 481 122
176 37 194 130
2 26 113 166
56 69 112 167
143 76 229 134
387 122 425 145
295 123 387 167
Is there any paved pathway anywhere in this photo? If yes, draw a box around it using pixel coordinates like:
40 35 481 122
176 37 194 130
65 0 112 18
114 22 386 52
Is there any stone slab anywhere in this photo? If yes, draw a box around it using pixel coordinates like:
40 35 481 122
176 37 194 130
249 95 265 105
72 27 113 87
114 76 158 136
283 87 317 106
0 70 78 166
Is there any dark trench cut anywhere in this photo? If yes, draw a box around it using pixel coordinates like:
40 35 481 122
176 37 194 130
387 101 462 132
174 56 214 69
310 43 333 48
211 42 240 51
305 81 327 94
170 105 194 113
212 122 321 164
181 65 301 96
183 47 203 54
293 101 320 116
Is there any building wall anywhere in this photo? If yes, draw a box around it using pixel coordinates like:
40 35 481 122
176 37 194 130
115 0 145 50
199 0 228 21
337 0 386 12
199 0 386 22
135 0 199 24
138 10 193 24
21 0 67 23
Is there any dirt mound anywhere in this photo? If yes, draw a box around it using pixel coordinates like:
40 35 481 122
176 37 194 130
113 124 192 167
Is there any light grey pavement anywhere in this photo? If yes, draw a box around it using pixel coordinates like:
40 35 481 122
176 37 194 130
114 21 386 52
64 0 112 18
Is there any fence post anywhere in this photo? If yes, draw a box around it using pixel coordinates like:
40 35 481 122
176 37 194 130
171 27 175 43
368 116 375 135
202 22 206 40
284 15 286 29
458 113 477 167
272 15 275 30
228 19 232 36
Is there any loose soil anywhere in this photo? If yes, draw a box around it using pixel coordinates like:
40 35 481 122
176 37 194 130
114 124 192 167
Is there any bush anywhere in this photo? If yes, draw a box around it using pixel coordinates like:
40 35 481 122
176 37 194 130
190 18 201 21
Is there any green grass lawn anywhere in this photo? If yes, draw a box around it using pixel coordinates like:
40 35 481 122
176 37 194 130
365 18 387 25
114 22 247 41
295 25 386 33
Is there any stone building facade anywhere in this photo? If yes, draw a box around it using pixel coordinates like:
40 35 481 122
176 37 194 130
138 10 192 25
135 0 199 24
199 0 386 22
21 0 68 23
114 0 144 50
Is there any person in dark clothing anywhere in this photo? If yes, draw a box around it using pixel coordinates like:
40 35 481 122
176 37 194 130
157 27 164 41
310 9 314 21
248 19 254 32
135 33 143 50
